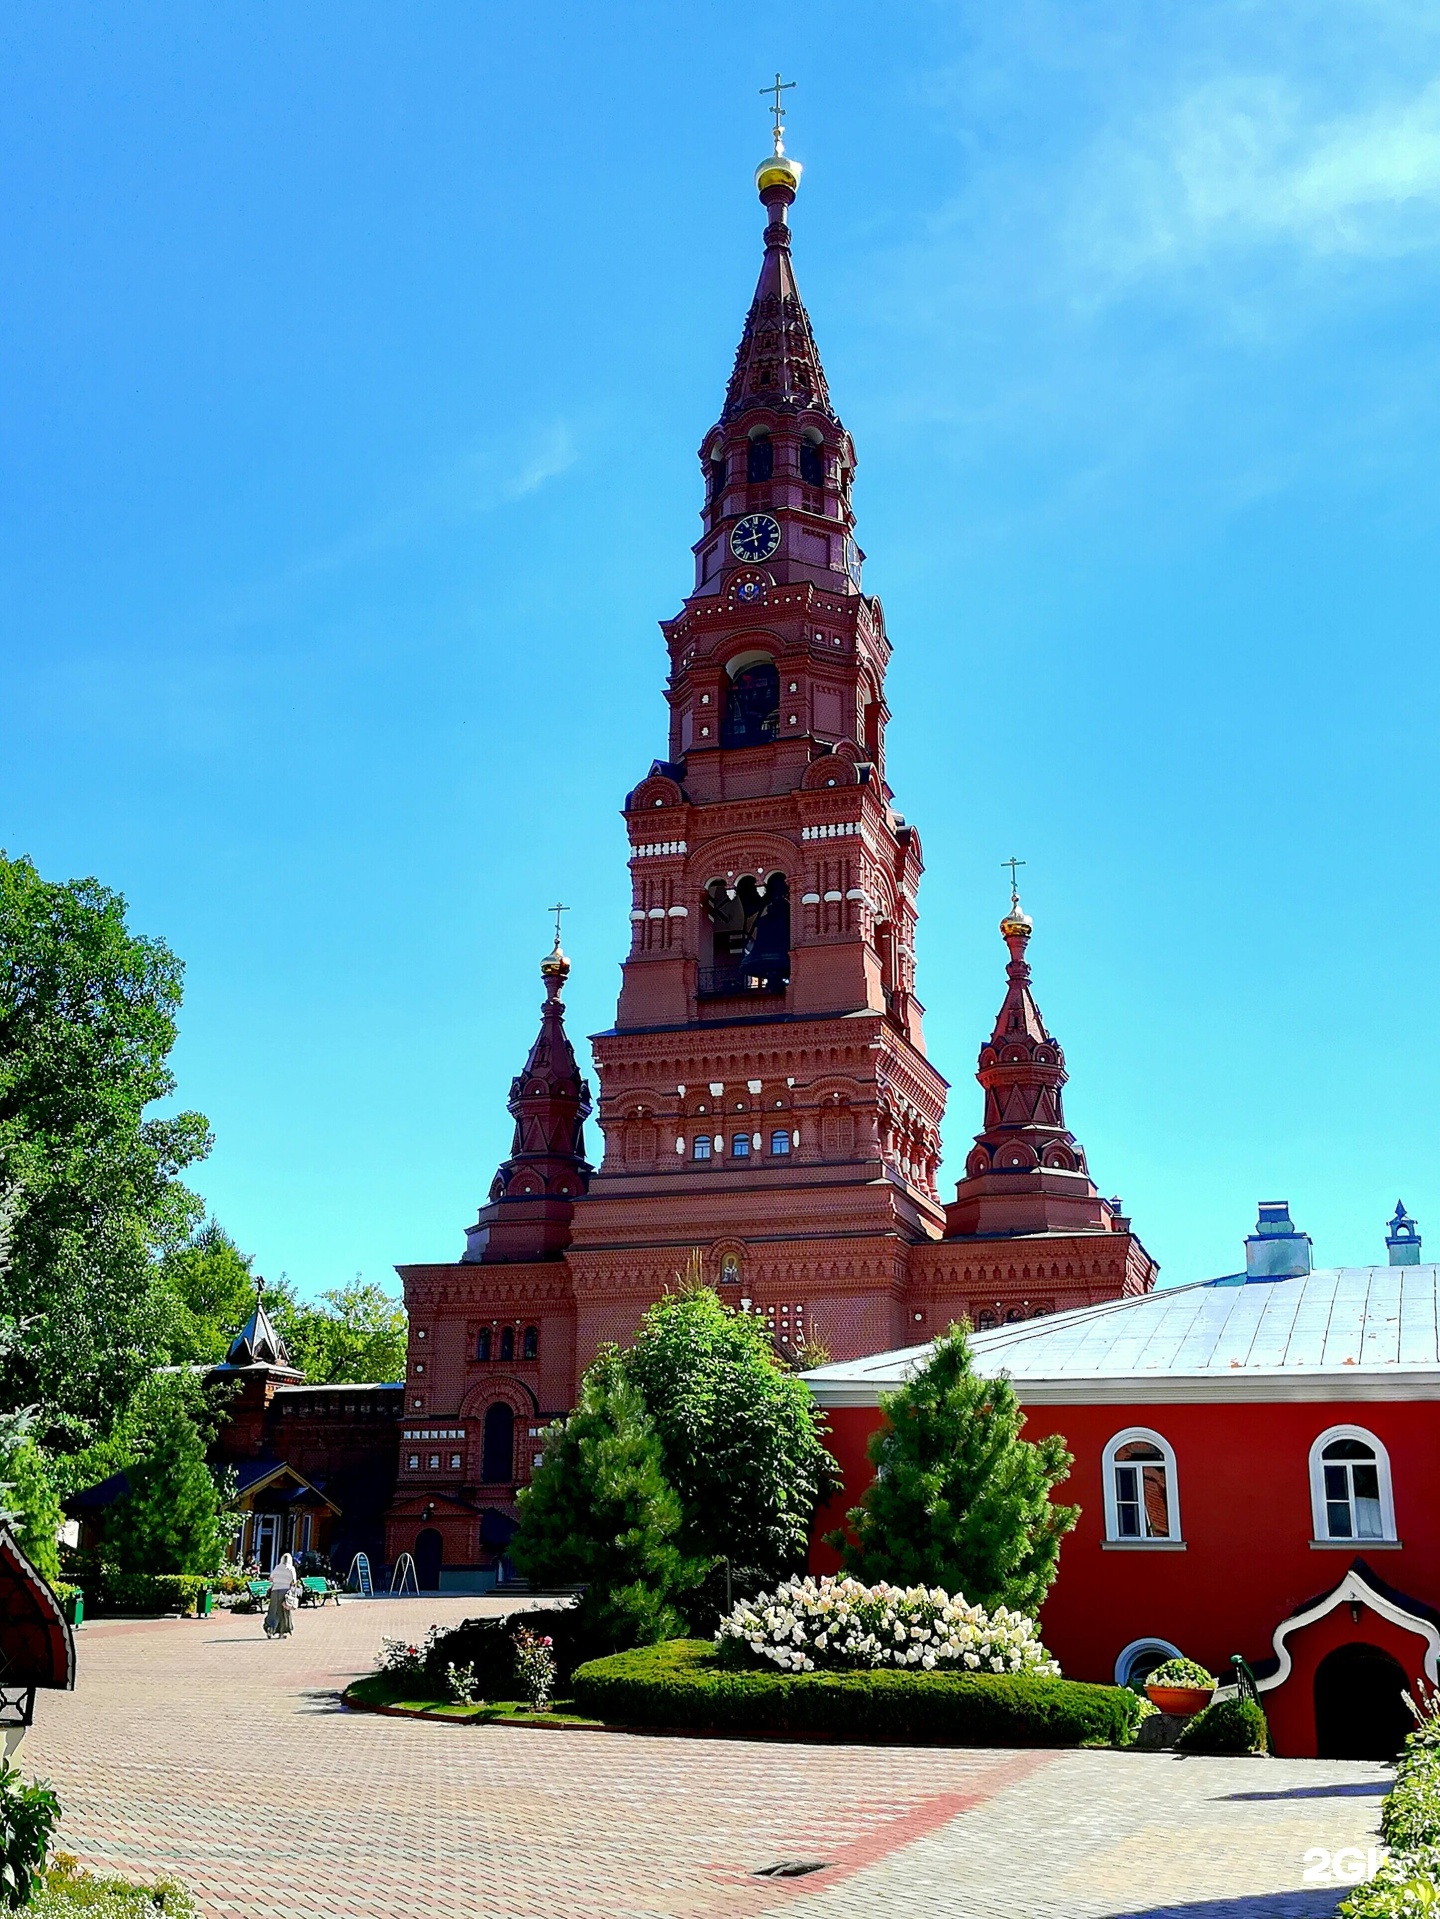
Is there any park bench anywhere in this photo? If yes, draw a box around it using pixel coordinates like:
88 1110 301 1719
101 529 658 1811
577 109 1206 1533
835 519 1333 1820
299 1576 342 1607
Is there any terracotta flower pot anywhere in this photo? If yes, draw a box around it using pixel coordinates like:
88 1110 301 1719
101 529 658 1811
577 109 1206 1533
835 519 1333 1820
1146 1682 1214 1717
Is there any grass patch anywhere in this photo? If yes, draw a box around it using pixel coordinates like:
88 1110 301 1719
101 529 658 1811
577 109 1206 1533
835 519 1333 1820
342 1673 597 1726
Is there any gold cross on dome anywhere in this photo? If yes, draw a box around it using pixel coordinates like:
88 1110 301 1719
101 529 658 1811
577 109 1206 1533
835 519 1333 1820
761 72 796 152
548 902 570 945
1002 855 1026 912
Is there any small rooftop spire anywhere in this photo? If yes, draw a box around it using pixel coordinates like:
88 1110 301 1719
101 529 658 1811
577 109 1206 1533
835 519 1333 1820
1000 855 1032 938
224 1275 294 1370
721 80 834 425
541 901 571 992
1387 1199 1422 1266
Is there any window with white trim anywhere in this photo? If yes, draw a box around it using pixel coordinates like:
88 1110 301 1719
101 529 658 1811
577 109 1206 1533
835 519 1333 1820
1114 1637 1183 1690
1102 1428 1180 1542
1310 1426 1396 1541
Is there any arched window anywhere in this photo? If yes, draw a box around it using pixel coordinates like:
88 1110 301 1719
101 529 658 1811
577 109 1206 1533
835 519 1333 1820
747 432 773 482
708 454 727 503
499 1326 515 1362
769 1129 791 1156
701 873 789 997
1310 1426 1396 1541
522 1325 538 1361
1103 1428 1181 1542
976 1310 996 1331
481 1402 514 1483
723 661 780 748
475 1328 491 1362
1114 1637 1183 1691
692 1135 712 1161
799 438 824 488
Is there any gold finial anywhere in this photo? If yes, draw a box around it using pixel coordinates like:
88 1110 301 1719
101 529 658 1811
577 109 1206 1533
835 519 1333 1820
541 901 571 978
1000 856 1032 937
755 73 803 195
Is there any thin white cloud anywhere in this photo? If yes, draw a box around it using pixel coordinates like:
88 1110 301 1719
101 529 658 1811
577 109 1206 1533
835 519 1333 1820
1077 72 1440 286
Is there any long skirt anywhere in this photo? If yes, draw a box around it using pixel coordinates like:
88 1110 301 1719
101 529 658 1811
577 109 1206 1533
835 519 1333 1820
266 1589 295 1637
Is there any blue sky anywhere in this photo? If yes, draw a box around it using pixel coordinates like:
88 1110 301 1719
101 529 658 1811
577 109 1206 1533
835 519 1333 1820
4 2 1438 1298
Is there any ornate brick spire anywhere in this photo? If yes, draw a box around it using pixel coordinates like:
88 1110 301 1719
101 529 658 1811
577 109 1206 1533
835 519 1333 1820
722 130 835 423
945 892 1123 1239
462 934 593 1263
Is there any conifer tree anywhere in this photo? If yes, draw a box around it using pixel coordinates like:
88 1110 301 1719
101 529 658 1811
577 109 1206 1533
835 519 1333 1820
513 1350 707 1649
828 1323 1078 1615
110 1384 231 1577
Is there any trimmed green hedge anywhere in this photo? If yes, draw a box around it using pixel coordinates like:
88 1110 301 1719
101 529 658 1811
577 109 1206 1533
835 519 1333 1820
571 1639 1142 1748
1338 1731 1440 1917
1175 1694 1269 1755
78 1572 213 1616
1381 1734 1440 1853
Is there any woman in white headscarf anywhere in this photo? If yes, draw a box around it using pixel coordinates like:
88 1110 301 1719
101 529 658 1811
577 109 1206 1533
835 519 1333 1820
265 1552 299 1638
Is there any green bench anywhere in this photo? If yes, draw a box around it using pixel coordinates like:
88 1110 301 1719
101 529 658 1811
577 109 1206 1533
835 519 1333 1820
299 1575 342 1607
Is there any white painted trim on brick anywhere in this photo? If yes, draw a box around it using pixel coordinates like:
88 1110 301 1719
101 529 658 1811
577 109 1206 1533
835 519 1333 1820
1256 1567 1440 1693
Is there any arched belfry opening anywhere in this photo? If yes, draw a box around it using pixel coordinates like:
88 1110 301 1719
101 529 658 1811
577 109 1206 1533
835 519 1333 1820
723 655 779 748
700 874 790 998
746 428 773 483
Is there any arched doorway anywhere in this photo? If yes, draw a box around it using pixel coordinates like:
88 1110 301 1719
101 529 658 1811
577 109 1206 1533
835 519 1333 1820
1314 1642 1412 1759
414 1527 443 1592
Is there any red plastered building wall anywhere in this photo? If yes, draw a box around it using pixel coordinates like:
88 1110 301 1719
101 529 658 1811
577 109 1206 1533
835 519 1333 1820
811 1395 1440 1756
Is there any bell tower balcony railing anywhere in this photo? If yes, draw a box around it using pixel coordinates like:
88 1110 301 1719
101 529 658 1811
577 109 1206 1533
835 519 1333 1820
697 964 789 999
720 714 779 749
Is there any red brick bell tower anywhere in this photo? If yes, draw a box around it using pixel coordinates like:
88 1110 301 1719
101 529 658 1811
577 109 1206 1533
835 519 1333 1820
566 125 949 1365
385 117 1156 1585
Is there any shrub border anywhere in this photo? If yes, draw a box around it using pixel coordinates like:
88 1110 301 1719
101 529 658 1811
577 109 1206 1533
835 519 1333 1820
572 1639 1142 1749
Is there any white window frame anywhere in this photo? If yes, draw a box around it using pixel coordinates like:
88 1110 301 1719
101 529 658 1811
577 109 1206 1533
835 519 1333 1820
1309 1424 1396 1543
1114 1636 1183 1689
1102 1427 1182 1544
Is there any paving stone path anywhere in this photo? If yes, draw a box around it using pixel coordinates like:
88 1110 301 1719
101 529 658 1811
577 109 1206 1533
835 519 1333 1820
21 1602 1390 1917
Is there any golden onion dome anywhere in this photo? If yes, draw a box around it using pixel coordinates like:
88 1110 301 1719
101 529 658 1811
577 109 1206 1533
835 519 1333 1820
540 936 571 980
756 148 802 195
1000 906 1033 940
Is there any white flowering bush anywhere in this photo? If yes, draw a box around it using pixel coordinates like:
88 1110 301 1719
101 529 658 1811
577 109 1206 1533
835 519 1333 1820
715 1575 1059 1677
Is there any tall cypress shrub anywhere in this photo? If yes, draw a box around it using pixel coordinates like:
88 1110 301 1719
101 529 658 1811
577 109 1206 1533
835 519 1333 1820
828 1323 1078 1614
513 1351 707 1650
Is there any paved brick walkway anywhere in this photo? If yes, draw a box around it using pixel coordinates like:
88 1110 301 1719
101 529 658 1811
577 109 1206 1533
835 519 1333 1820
20 1603 1389 1917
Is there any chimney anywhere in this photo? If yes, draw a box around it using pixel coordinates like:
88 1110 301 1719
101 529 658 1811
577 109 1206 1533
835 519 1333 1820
1387 1201 1422 1267
1245 1200 1312 1280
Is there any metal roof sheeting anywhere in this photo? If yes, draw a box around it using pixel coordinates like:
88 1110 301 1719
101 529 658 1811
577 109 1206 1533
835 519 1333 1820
802 1266 1440 1407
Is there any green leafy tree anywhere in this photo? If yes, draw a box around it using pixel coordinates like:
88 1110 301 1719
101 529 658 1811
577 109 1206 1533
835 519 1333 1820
513 1351 707 1650
625 1286 839 1585
0 853 212 1428
0 1433 61 1586
827 1322 1078 1614
159 1220 261 1366
273 1280 408 1385
108 1379 232 1577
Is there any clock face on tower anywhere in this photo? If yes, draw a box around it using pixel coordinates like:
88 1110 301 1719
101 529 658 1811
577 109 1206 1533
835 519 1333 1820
730 513 781 564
